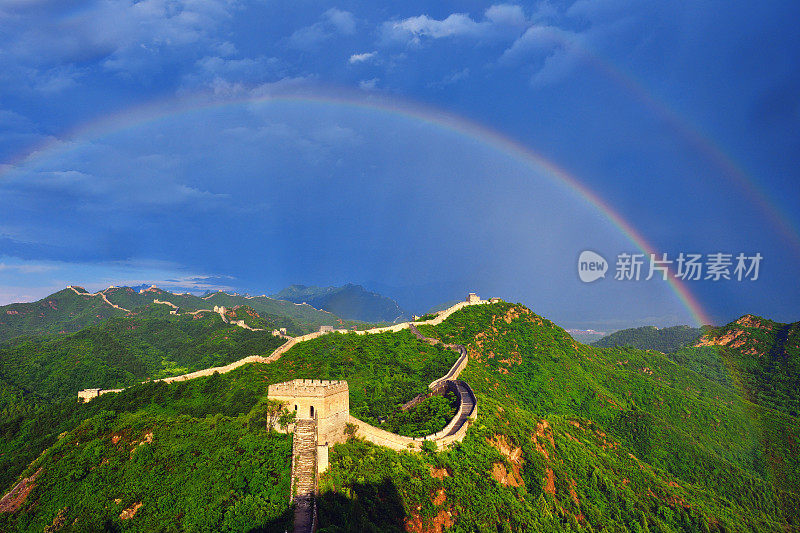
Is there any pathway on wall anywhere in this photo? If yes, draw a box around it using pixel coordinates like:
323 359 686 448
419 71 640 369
343 322 478 452
141 299 485 391
444 381 476 437
400 324 469 408
291 419 318 533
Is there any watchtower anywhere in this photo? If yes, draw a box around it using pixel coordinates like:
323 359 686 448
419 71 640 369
268 379 349 446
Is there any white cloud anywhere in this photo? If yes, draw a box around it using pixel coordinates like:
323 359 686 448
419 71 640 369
382 4 529 45
0 0 240 89
499 25 577 65
324 8 356 35
212 40 238 57
188 54 281 88
376 2 637 87
0 262 55 274
359 78 378 90
485 4 528 27
349 51 377 64
497 8 631 86
428 68 470 89
195 75 316 99
288 8 356 50
389 13 480 41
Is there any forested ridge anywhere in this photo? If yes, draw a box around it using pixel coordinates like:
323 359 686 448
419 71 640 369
591 325 703 353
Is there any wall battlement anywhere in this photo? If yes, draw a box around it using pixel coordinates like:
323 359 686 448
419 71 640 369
268 379 348 397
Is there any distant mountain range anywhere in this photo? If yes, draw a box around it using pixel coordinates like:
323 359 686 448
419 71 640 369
0 285 363 341
591 324 703 353
271 283 408 323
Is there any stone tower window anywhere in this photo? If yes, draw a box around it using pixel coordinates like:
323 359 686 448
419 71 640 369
310 405 315 418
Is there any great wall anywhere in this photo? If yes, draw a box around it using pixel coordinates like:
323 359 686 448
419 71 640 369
67 285 131 312
76 292 495 533
67 285 294 330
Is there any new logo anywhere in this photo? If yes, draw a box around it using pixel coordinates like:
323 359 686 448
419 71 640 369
578 251 608 282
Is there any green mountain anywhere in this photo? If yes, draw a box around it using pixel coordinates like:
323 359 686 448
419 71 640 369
0 302 797 531
592 324 703 353
0 304 285 411
271 283 407 323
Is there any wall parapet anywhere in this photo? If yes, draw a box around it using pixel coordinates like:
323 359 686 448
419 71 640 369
268 379 348 397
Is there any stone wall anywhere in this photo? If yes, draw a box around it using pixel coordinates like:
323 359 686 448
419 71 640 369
77 387 124 402
429 346 468 389
155 355 276 384
77 295 491 422
348 415 420 451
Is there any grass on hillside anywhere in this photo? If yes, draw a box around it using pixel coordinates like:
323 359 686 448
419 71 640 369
0 376 293 532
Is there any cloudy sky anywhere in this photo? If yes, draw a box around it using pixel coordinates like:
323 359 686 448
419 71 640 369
0 0 798 330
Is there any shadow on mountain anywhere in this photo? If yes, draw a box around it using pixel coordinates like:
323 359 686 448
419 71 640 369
316 478 406 533
246 505 293 533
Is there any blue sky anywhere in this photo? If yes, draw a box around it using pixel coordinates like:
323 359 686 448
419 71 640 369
0 0 798 330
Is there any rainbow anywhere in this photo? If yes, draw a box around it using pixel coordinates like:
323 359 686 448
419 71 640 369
1 89 715 325
524 27 800 259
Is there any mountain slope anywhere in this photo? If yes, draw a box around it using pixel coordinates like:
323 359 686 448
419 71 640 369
592 324 703 352
272 283 407 323
0 288 127 340
0 305 285 404
323 303 798 531
672 314 800 417
0 367 295 530
106 286 362 332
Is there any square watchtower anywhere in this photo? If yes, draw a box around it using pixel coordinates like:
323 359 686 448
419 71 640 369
268 379 350 446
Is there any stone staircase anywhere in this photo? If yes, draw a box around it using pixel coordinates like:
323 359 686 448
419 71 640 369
291 419 318 533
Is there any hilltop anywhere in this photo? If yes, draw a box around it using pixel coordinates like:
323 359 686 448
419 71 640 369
272 283 408 323
0 288 126 339
671 314 800 417
0 301 797 531
591 325 703 353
